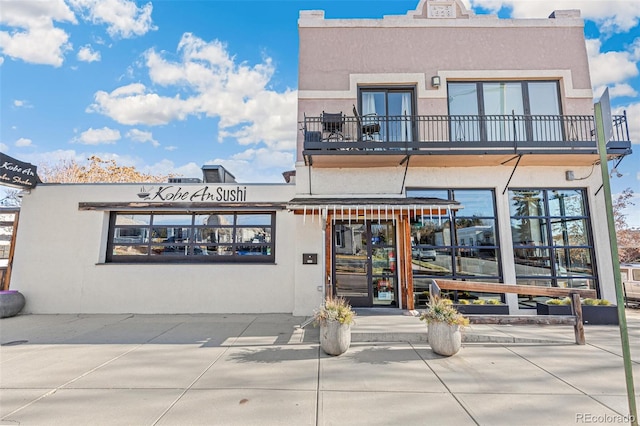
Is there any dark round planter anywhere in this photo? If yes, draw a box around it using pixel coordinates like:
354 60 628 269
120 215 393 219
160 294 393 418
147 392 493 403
0 290 25 318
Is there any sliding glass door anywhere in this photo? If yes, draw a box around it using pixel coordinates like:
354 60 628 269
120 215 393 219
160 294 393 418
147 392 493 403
360 88 414 142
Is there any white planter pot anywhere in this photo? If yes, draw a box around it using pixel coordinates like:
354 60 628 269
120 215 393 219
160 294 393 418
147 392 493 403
320 320 351 356
428 321 462 356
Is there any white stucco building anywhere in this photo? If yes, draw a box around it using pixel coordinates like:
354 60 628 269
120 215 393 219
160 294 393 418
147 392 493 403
11 0 633 315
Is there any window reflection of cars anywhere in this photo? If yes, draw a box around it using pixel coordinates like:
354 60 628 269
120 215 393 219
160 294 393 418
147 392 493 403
622 264 640 302
412 246 436 261
556 265 590 289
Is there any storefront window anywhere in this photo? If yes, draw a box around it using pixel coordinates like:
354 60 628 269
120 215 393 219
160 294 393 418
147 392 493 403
107 212 275 263
509 189 596 304
407 189 502 306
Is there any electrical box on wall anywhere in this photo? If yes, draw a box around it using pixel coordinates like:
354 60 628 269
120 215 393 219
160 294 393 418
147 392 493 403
303 253 318 264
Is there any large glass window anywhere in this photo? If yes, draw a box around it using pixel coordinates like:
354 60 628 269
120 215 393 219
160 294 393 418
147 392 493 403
448 81 562 142
359 88 414 142
509 189 596 295
108 211 275 263
407 189 502 306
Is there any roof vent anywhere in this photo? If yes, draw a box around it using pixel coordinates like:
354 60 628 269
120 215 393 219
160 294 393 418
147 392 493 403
201 165 236 183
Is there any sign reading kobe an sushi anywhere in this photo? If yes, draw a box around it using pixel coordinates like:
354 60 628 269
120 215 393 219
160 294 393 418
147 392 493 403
136 185 248 202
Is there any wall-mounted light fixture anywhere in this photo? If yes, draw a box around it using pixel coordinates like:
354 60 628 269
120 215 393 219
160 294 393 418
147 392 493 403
431 75 441 88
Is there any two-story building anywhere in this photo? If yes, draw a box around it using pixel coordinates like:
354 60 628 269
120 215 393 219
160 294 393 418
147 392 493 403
293 0 632 312
9 0 632 315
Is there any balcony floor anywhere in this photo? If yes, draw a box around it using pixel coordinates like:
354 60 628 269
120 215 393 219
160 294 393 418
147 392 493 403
304 152 601 168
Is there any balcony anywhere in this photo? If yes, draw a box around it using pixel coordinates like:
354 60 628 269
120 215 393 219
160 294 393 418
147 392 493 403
302 113 632 167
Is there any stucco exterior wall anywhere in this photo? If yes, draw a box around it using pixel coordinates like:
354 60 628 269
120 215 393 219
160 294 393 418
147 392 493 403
12 183 302 314
294 160 617 311
296 5 593 161
292 216 326 316
299 26 591 92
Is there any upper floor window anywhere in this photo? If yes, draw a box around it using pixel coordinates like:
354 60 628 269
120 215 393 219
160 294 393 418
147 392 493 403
359 87 415 141
107 211 275 263
448 81 562 142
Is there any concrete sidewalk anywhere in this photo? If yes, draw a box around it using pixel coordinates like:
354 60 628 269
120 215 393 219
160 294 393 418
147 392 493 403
1 311 640 426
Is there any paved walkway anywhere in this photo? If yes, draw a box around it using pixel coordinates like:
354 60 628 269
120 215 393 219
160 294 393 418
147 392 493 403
1 310 640 425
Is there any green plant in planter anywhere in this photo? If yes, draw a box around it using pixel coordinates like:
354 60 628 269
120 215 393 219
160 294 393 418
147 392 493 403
420 296 469 327
546 297 572 305
314 296 356 326
458 299 471 305
581 298 612 306
485 299 502 305
472 299 485 305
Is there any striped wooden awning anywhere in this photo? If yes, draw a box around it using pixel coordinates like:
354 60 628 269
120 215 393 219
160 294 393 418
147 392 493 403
287 197 461 224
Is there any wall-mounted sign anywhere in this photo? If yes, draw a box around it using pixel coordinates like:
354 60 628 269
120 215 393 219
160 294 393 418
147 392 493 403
136 185 248 202
0 153 40 189
303 253 318 264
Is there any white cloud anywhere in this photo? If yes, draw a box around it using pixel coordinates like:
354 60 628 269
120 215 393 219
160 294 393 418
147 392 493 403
0 26 72 67
0 143 9 151
229 148 294 171
15 137 32 147
13 99 32 108
0 0 75 67
74 127 121 145
68 0 156 39
126 129 159 147
164 146 178 152
586 39 639 97
0 0 76 27
88 84 195 125
470 0 640 33
609 83 638 99
0 57 4 66
77 44 101 62
88 33 298 155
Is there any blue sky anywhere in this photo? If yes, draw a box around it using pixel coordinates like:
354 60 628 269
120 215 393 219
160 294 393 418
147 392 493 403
1 0 639 226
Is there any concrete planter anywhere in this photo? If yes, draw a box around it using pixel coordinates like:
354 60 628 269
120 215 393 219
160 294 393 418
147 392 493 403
0 290 25 318
428 321 462 356
455 303 509 315
320 320 351 356
536 302 619 325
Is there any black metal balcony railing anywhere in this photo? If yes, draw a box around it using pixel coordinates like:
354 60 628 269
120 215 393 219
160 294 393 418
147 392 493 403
302 113 631 156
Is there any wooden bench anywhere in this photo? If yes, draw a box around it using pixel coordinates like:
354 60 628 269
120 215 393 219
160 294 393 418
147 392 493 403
430 279 598 345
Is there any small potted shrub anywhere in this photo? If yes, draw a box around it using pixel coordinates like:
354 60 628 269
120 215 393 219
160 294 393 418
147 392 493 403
314 296 356 356
420 296 469 356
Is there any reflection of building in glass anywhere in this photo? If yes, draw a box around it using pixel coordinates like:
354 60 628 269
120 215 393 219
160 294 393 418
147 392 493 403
335 224 364 255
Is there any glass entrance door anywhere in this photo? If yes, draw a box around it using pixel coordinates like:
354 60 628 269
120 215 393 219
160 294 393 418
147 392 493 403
333 221 397 307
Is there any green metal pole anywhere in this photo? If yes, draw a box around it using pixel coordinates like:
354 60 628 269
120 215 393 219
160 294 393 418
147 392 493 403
595 101 638 425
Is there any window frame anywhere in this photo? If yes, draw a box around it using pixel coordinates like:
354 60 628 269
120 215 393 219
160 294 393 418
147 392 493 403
509 188 598 292
358 86 417 141
447 80 563 142
406 188 502 282
106 211 276 264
